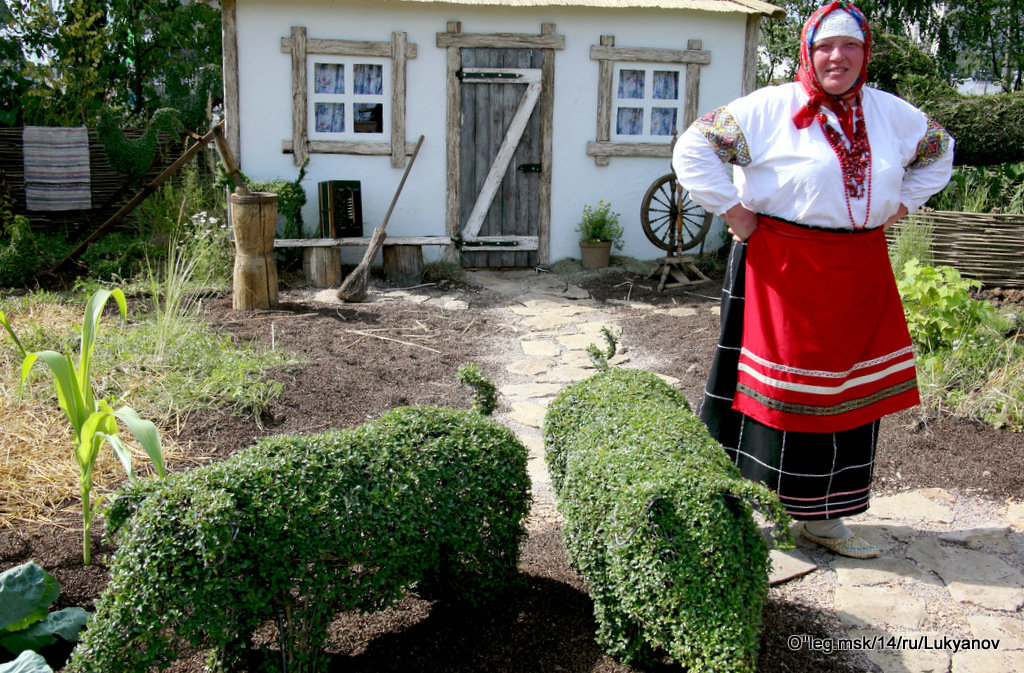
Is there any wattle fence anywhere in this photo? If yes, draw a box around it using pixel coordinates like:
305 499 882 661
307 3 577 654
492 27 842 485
890 211 1024 288
0 127 183 236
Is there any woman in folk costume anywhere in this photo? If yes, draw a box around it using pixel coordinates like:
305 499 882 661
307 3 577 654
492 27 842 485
673 1 953 558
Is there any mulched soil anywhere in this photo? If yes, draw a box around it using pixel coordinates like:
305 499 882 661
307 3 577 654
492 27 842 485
2 265 1022 673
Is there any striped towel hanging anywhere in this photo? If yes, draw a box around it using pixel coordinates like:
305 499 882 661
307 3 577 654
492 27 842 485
22 126 92 211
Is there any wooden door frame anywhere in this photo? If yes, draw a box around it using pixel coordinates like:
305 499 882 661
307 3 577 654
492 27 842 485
438 22 564 264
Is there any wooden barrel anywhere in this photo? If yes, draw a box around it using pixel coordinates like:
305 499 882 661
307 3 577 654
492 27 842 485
230 189 279 310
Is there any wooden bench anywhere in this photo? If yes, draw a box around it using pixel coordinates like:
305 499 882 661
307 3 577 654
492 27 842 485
274 236 453 287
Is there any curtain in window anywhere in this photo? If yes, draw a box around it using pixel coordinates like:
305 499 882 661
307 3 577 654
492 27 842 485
354 64 383 95
618 70 644 99
315 103 345 132
315 63 345 94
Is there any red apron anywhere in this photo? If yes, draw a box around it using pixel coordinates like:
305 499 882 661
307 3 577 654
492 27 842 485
732 216 919 433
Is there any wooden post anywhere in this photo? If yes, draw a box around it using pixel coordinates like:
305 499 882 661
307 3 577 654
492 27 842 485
383 245 423 285
302 247 342 287
231 189 279 310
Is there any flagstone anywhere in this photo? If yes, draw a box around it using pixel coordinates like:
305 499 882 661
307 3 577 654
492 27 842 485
939 526 1014 554
521 313 584 331
545 366 593 383
833 556 925 586
968 615 1024 650
906 537 1024 611
576 321 619 335
868 491 955 524
521 340 560 357
499 383 563 399
847 629 950 673
768 549 816 585
1005 501 1024 530
506 357 555 377
834 585 927 629
952 648 1024 673
557 333 605 350
507 401 549 428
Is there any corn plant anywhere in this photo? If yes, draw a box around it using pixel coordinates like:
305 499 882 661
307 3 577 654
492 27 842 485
0 288 165 565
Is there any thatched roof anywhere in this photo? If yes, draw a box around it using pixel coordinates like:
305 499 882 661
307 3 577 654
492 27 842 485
335 0 786 19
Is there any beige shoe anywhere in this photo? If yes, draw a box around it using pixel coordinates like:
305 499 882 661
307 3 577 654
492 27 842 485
802 528 880 559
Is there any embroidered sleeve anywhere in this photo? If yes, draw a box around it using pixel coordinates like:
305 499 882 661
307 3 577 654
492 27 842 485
692 107 752 167
908 117 952 168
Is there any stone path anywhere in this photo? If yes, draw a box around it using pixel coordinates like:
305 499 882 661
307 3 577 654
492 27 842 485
373 269 1024 673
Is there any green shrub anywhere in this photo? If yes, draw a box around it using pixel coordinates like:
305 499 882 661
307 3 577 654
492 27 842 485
67 404 529 673
922 94 1024 168
896 260 1024 430
0 215 40 287
543 367 791 671
77 230 152 282
897 260 1007 353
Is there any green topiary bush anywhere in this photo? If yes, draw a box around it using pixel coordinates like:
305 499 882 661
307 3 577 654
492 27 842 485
543 367 792 671
67 403 529 673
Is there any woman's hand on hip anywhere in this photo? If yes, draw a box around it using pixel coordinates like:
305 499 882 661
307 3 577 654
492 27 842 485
882 204 909 231
724 204 758 241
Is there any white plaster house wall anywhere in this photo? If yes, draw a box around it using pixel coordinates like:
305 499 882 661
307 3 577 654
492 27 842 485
231 0 770 263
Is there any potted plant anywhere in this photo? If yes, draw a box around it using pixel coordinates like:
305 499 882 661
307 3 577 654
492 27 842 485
577 200 623 269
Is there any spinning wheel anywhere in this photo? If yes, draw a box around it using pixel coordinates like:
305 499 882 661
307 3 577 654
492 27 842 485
640 172 713 290
640 173 713 253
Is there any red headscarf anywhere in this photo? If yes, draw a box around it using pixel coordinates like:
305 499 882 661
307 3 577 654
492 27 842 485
792 1 872 140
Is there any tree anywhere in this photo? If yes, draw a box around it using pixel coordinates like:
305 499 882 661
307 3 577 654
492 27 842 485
1 0 222 129
758 0 1023 92
946 0 1024 92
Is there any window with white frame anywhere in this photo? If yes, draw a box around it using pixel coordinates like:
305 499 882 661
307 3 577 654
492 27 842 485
308 56 391 140
611 64 686 141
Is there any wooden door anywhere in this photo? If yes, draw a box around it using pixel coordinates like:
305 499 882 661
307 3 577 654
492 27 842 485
459 48 542 268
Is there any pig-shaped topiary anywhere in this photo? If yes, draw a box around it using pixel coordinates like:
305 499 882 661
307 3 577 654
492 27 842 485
544 367 791 672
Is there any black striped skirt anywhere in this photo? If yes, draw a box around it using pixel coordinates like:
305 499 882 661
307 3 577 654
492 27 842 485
698 240 878 520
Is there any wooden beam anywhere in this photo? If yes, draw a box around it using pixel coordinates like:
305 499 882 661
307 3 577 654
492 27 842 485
290 26 308 167
589 44 709 65
538 22 556 265
275 236 452 248
594 35 614 167
586 140 673 159
282 140 417 156
221 0 241 164
436 32 565 50
742 15 761 95
391 31 408 168
281 36 417 59
684 39 703 128
443 21 462 261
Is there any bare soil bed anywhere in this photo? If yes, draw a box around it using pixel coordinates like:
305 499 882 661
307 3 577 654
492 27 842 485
2 266 1023 673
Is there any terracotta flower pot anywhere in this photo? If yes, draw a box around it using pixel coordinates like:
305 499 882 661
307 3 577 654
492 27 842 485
579 240 612 270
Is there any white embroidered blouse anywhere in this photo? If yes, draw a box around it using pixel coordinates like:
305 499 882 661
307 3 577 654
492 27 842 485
672 82 954 230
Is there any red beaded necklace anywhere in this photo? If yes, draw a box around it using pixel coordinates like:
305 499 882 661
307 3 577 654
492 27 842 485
818 102 871 229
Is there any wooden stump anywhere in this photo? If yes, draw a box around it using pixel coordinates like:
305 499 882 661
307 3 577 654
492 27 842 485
302 247 342 287
383 244 423 286
231 189 279 310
